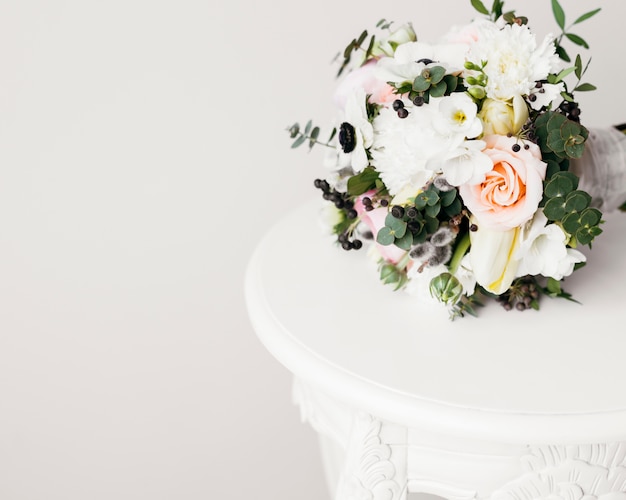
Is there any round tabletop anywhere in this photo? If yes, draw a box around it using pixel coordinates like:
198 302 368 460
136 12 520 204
245 199 626 445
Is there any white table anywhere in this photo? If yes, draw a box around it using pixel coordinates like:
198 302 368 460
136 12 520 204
245 199 626 500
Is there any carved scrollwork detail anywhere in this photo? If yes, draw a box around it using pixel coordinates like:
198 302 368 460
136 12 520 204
491 443 626 500
336 413 404 500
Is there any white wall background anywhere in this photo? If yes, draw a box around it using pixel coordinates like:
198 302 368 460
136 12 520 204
0 0 622 498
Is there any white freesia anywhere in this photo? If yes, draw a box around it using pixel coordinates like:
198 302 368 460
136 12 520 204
431 93 483 139
428 140 492 186
325 88 373 174
515 211 587 280
469 219 520 294
466 23 561 101
370 100 451 195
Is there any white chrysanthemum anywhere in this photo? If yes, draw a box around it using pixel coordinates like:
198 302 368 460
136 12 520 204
324 88 373 174
515 210 586 280
370 101 451 195
466 23 561 101
427 139 492 186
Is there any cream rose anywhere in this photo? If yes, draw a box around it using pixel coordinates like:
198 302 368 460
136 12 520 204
478 96 529 136
459 135 547 230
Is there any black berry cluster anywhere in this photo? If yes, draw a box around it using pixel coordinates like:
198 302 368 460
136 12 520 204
495 276 541 311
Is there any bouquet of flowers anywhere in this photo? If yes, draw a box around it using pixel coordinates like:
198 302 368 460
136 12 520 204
288 0 605 319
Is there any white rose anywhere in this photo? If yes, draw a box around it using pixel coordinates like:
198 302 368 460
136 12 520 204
478 95 529 136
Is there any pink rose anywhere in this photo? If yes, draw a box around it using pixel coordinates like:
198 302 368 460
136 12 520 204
333 61 395 110
459 135 547 230
354 192 406 264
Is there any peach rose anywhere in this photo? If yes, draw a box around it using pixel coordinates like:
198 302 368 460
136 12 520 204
459 135 547 230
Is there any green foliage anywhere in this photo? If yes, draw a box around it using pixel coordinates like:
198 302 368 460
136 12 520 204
390 66 463 105
287 121 335 151
378 261 408 291
347 168 380 196
535 110 588 161
430 273 463 306
542 171 603 246
551 0 601 63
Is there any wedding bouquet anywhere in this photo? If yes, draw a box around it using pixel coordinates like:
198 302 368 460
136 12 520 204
288 0 605 318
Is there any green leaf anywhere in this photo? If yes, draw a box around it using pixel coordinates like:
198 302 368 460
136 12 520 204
545 173 574 198
425 203 441 218
565 33 589 49
429 80 447 98
564 191 591 212
413 75 431 92
428 66 446 85
440 188 458 207
309 127 320 149
553 66 576 83
575 54 583 79
551 0 566 29
574 8 601 25
544 197 567 221
376 226 395 246
291 135 306 149
555 45 570 62
471 0 490 15
394 231 414 250
564 136 586 158
580 207 602 227
574 83 597 92
385 213 407 238
347 167 379 196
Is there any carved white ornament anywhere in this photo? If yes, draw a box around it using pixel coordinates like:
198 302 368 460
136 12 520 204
336 413 403 500
492 443 626 500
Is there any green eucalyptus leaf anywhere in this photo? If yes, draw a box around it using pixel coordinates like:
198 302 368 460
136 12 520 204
394 231 414 250
564 139 585 159
564 190 591 212
425 215 440 234
429 80 447 98
385 213 407 238
428 66 446 84
580 207 602 227
544 197 567 221
425 203 441 218
440 188 458 207
413 75 431 92
377 226 395 246
548 129 566 153
444 198 463 217
545 171 578 197
291 135 306 149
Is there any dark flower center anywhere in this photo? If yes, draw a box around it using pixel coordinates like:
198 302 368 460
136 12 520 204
338 122 356 154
